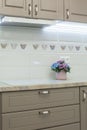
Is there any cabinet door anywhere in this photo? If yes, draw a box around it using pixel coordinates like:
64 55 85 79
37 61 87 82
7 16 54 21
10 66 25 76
1 0 32 17
64 0 87 23
33 0 63 20
80 87 87 130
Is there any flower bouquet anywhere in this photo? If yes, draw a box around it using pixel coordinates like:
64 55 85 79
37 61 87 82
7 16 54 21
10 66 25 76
51 60 70 80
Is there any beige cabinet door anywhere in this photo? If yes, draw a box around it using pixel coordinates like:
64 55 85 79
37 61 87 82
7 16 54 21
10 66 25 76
80 87 87 130
33 0 63 20
64 0 87 23
1 0 32 17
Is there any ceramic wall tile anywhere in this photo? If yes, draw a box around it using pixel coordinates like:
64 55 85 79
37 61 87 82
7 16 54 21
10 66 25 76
0 67 31 80
0 26 87 80
30 54 59 67
30 66 52 79
0 54 31 67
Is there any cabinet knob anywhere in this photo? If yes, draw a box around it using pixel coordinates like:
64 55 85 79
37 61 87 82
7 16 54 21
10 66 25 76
28 4 31 15
38 90 50 95
35 5 38 15
66 9 70 19
39 110 50 115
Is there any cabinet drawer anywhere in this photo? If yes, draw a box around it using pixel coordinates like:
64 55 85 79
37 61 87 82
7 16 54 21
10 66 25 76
2 87 79 113
2 105 79 130
43 123 80 130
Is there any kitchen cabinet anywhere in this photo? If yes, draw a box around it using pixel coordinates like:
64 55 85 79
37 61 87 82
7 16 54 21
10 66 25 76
0 0 32 17
64 0 87 23
33 0 63 20
0 0 63 20
0 87 80 130
80 87 87 130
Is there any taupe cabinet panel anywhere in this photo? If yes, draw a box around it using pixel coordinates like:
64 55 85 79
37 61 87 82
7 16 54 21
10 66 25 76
33 0 63 20
0 0 63 20
64 0 87 23
80 87 87 130
0 0 3 7
0 0 32 17
2 88 79 113
2 105 79 130
44 123 80 130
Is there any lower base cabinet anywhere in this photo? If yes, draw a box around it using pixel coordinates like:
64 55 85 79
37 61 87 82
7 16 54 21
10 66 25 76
44 123 80 130
0 87 80 130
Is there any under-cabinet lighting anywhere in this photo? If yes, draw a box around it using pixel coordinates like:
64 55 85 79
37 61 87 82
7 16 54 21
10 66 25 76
0 16 58 27
43 21 87 34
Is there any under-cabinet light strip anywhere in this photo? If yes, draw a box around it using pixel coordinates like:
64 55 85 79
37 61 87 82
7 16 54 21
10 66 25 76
43 22 87 34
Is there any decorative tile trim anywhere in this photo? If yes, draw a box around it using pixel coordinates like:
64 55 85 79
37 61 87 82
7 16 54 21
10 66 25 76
75 46 80 51
33 44 39 50
85 46 87 51
20 44 27 49
50 45 55 50
68 46 73 51
0 40 87 53
1 43 7 49
60 45 66 50
41 44 47 50
11 43 18 49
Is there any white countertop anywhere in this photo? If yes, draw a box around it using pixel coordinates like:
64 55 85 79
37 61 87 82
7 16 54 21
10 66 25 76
0 79 87 92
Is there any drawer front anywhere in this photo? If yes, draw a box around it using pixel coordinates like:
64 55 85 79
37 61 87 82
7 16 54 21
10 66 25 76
43 123 80 130
2 87 79 113
2 105 79 130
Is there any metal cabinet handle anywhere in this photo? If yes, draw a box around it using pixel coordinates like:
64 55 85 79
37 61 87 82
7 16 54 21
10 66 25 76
39 110 50 115
28 4 31 15
35 4 38 15
38 90 50 95
83 91 87 101
66 9 69 19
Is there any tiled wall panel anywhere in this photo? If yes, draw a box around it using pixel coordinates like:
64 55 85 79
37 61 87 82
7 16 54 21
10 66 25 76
0 26 87 81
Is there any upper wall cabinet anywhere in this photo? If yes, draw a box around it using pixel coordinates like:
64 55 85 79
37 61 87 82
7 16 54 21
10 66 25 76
0 0 64 20
33 0 63 20
64 0 87 23
0 0 32 17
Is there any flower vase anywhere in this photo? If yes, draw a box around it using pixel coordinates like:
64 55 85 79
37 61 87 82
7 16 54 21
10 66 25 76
56 71 67 80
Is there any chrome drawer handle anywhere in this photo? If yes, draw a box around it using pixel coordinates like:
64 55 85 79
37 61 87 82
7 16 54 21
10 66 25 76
66 9 69 19
83 91 87 101
38 90 50 95
28 4 31 15
35 4 38 15
39 110 50 115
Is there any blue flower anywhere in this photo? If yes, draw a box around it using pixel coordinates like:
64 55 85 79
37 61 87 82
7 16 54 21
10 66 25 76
51 60 70 73
51 63 58 69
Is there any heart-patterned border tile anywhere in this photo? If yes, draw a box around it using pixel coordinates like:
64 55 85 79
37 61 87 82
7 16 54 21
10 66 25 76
1 43 8 49
50 45 55 50
20 44 27 49
33 44 39 50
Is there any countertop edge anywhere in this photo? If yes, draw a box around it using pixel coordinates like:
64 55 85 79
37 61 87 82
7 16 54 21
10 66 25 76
0 81 87 92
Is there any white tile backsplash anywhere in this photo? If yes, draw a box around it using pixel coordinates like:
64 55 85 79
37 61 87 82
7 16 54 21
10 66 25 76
0 26 87 81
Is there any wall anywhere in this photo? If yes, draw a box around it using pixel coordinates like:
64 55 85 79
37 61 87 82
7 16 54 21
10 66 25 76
0 26 87 81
